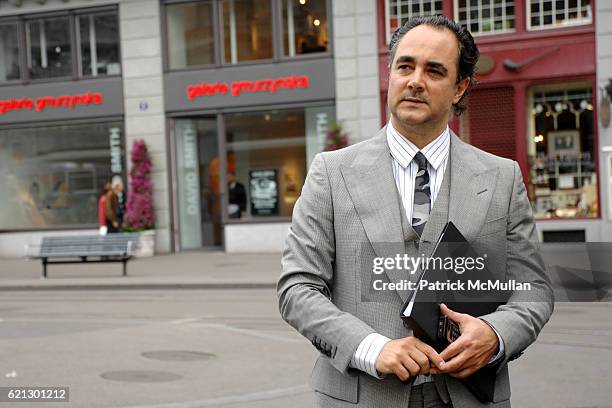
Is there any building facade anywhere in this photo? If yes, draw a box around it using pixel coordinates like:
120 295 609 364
0 0 382 256
378 0 612 241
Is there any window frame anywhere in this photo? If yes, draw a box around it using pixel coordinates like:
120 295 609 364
385 0 444 44
0 18 25 85
453 0 516 37
526 0 593 32
277 0 333 61
0 115 126 233
0 5 121 87
161 0 332 73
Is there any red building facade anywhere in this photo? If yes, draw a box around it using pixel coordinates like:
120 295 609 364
377 0 598 236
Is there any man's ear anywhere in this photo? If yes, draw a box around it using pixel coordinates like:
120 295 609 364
453 77 471 104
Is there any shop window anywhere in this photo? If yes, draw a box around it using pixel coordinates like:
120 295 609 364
0 22 20 82
528 0 591 30
76 11 121 76
0 121 125 229
165 1 215 69
527 85 597 219
225 109 305 217
283 0 328 56
455 0 515 36
387 0 443 43
221 0 273 64
26 16 72 79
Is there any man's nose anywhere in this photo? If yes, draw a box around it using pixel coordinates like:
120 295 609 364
407 69 425 92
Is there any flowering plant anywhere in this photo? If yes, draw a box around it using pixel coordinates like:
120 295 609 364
323 121 349 151
124 139 154 231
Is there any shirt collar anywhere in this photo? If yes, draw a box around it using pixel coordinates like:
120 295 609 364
386 121 450 171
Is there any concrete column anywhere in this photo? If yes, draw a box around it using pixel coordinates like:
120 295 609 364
333 0 381 145
120 0 171 252
596 0 612 239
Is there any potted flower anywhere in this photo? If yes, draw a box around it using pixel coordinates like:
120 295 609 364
124 139 155 257
323 121 349 151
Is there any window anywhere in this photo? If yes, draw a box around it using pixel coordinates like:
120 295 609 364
283 0 328 56
2 8 120 82
26 16 72 79
527 84 597 219
0 22 21 82
387 0 443 43
455 0 515 36
528 0 592 30
77 12 121 76
0 121 125 229
165 2 215 69
221 0 273 64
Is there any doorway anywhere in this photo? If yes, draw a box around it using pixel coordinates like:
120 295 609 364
174 117 222 249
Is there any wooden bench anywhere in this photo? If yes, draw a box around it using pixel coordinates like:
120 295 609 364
33 234 140 278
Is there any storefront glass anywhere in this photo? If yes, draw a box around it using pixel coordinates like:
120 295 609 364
26 17 72 79
283 0 328 56
165 2 215 69
174 117 222 249
527 84 597 219
225 109 304 218
0 22 20 82
0 121 125 229
77 11 121 76
221 0 273 64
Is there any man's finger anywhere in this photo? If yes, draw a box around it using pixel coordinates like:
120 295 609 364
401 355 422 377
439 336 467 361
416 342 446 370
449 366 478 379
440 303 467 323
440 350 470 373
407 349 430 374
393 362 411 382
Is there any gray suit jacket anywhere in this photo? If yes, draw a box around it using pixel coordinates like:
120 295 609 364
278 127 554 407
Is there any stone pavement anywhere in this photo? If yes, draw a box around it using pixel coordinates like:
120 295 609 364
0 252 281 291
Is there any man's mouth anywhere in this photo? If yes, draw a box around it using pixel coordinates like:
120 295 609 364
403 97 426 104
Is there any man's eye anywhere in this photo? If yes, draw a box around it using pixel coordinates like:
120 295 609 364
430 70 442 76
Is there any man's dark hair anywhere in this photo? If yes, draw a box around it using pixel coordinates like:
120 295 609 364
388 15 479 116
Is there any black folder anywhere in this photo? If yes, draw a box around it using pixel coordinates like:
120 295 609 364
400 221 506 402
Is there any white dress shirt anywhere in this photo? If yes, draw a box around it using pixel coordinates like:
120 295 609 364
349 122 504 380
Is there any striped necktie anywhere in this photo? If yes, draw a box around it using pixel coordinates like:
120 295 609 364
411 152 431 237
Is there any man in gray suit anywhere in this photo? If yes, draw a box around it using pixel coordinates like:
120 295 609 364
278 15 553 408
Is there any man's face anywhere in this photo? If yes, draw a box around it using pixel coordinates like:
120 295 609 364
388 24 469 130
115 182 124 193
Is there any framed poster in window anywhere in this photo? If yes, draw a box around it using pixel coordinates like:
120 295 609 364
548 130 580 156
249 169 279 216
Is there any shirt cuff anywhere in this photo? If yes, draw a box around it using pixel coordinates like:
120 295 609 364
481 319 505 365
349 333 391 379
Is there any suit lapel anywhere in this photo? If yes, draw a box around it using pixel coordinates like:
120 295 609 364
447 132 499 241
340 128 408 300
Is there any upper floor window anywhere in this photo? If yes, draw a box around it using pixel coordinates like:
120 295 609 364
163 0 330 70
0 22 21 82
387 0 443 43
165 1 215 69
0 8 120 83
76 12 121 76
26 16 72 79
455 0 515 36
527 0 592 30
221 0 273 64
283 0 329 56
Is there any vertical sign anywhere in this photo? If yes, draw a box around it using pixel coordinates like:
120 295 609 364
305 105 335 169
175 120 203 249
249 169 279 216
109 127 123 174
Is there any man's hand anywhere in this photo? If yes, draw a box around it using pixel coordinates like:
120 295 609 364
430 304 499 379
375 336 446 381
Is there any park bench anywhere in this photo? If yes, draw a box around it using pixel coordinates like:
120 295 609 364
31 234 139 278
